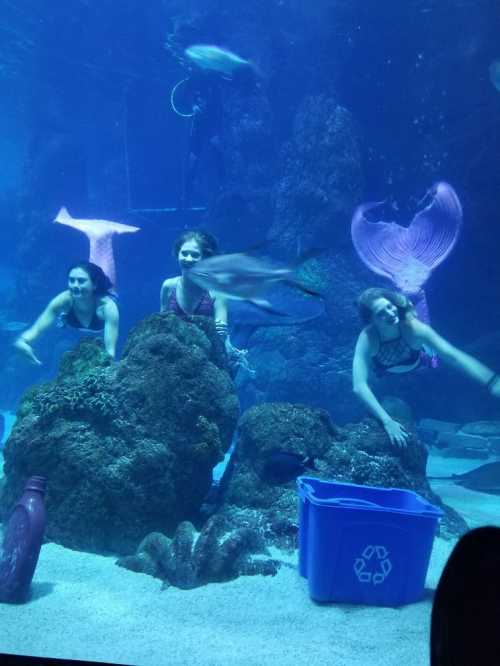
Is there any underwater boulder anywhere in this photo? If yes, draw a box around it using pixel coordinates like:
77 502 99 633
0 314 239 554
222 403 466 545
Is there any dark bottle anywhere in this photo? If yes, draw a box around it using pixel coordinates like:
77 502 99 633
0 476 47 603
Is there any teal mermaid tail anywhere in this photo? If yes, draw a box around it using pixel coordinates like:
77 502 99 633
54 207 140 286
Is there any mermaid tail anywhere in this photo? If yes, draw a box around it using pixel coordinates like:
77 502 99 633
54 207 140 286
351 182 462 322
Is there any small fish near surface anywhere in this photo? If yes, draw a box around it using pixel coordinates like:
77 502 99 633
429 461 500 495
257 449 317 485
185 44 253 78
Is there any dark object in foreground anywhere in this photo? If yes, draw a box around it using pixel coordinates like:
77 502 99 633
116 515 280 589
0 476 47 603
429 461 500 494
0 654 131 666
430 526 500 665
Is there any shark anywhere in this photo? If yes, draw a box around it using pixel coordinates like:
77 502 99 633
351 181 462 322
186 251 322 314
54 207 139 286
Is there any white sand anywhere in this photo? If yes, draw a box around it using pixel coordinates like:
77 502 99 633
0 538 454 666
0 452 498 666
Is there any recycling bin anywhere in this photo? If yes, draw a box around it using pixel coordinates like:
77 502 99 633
297 476 443 606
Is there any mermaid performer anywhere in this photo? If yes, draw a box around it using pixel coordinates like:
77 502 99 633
14 208 139 364
352 287 500 447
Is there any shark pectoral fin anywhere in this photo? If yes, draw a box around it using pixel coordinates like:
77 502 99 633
406 182 463 270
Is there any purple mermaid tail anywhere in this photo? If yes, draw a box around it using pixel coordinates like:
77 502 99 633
351 182 462 321
54 207 140 287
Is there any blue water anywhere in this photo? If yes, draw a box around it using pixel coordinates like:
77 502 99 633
1 1 500 664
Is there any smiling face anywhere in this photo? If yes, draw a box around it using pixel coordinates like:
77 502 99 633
371 297 400 327
178 239 203 272
68 267 95 300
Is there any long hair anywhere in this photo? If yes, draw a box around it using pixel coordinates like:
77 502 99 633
67 261 113 296
172 230 219 260
430 526 500 665
357 287 414 325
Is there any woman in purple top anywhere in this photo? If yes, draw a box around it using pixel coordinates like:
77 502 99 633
160 230 228 335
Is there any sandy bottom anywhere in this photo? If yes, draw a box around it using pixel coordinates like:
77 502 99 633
0 452 498 666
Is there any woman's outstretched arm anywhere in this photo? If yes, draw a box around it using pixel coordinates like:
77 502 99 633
13 292 68 365
352 329 410 447
102 299 119 359
411 320 499 395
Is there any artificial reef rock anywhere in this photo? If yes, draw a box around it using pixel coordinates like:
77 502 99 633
236 94 370 423
117 514 280 590
0 314 239 554
222 402 467 545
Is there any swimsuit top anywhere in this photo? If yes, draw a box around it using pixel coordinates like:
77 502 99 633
57 307 104 332
167 280 215 319
372 331 422 376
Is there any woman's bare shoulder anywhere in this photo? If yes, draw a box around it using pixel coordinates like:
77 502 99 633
50 290 72 311
98 295 119 314
161 276 180 290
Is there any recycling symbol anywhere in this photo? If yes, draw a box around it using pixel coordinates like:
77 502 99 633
353 545 392 585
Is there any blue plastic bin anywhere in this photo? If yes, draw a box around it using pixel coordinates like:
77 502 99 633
297 476 443 606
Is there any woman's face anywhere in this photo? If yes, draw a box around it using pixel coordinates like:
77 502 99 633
68 267 95 300
178 239 203 271
371 297 400 327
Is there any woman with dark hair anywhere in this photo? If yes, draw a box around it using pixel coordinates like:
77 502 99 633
14 261 119 364
160 230 227 331
352 287 500 447
430 526 500 665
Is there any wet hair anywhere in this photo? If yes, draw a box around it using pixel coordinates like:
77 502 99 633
357 287 414 325
430 526 500 665
67 261 113 296
172 230 219 260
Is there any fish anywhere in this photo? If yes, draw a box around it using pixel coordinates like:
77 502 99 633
489 60 500 92
184 44 252 77
429 461 500 495
351 182 462 322
54 207 140 286
187 251 323 314
258 449 317 485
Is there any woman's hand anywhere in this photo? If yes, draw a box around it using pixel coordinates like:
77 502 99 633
382 418 409 448
14 338 42 366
